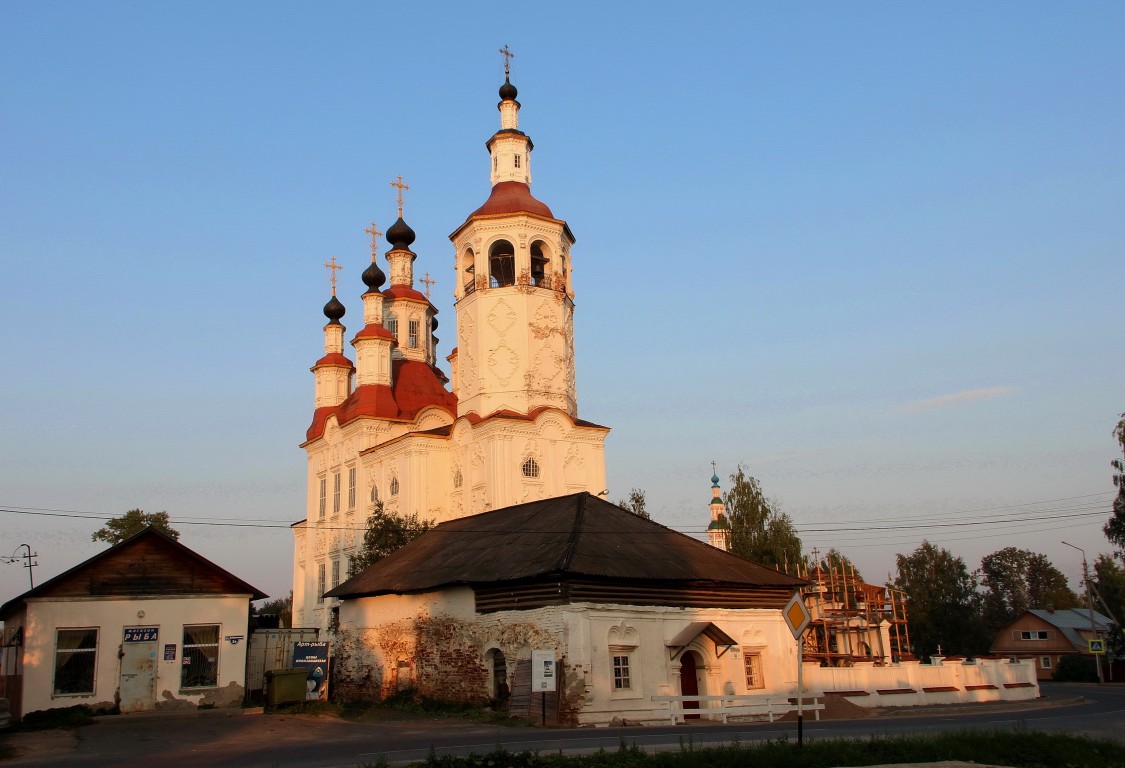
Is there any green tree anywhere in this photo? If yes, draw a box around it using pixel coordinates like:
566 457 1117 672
893 540 988 659
1105 413 1125 556
348 502 432 577
724 465 802 570
615 488 650 520
254 591 292 627
91 509 180 545
1092 554 1125 659
979 547 1079 633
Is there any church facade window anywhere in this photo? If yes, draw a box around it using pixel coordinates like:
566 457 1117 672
514 154 521 168
522 457 540 478
390 476 400 496
386 312 398 340
453 468 463 488
489 241 515 287
347 466 356 509
333 472 341 515
409 319 419 348
612 654 631 690
530 241 548 287
316 562 326 604
743 650 764 689
331 558 340 590
318 477 327 519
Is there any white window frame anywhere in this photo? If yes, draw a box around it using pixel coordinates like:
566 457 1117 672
317 562 326 604
609 644 642 700
1040 655 1053 669
181 624 220 689
1019 630 1050 641
331 558 340 590
53 627 98 696
332 471 341 515
408 319 419 349
612 653 631 690
318 476 327 519
347 466 356 510
743 648 765 690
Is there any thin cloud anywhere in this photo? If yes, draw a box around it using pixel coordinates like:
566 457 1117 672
903 386 1017 413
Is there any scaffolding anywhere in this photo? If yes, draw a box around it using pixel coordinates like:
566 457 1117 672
786 554 913 666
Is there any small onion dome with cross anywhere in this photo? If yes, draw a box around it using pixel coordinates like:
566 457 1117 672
362 259 386 293
322 295 345 325
385 217 416 252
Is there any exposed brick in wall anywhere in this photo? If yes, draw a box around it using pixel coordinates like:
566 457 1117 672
330 608 579 720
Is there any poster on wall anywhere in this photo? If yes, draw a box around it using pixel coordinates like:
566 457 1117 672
531 649 557 692
293 641 330 700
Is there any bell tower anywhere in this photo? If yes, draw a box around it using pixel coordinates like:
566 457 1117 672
449 60 577 419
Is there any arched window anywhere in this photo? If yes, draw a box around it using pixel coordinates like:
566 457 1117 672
463 248 476 294
521 457 540 479
530 241 549 287
386 311 398 340
370 485 379 503
489 240 515 288
390 476 400 496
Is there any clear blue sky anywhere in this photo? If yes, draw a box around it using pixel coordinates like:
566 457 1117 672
2 2 1122 602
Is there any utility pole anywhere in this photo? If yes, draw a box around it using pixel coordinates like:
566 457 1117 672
4 544 37 590
1062 541 1103 684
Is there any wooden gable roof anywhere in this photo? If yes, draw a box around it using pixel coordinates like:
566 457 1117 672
329 492 805 601
0 527 266 619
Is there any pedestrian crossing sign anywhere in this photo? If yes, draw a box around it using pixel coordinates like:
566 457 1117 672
1088 639 1105 654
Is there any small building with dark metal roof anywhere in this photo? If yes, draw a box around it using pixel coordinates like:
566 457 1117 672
989 607 1112 680
326 492 805 725
0 527 266 721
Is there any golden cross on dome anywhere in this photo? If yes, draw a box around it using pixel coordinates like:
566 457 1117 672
711 460 717 476
499 44 514 78
324 256 342 296
420 272 437 298
390 175 410 218
364 220 382 261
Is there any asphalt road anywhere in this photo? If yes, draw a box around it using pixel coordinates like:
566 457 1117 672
3 683 1122 768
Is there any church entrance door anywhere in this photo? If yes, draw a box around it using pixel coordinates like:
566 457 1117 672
680 651 702 720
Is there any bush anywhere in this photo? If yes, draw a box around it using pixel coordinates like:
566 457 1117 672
1053 654 1098 682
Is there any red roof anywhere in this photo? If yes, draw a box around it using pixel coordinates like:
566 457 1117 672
311 352 354 370
305 359 457 442
353 324 397 342
383 285 430 303
468 181 554 219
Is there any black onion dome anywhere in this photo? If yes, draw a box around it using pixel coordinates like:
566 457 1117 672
385 217 416 250
430 316 439 331
499 77 517 101
323 294 345 324
362 259 386 291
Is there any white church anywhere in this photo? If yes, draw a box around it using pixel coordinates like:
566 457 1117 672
292 65 1039 725
291 67 610 633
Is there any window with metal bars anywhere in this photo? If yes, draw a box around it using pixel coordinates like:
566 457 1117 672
181 625 219 688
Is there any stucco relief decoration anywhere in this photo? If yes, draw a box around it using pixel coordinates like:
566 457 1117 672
471 445 485 467
488 344 519 386
608 622 639 648
462 352 478 396
741 629 766 646
564 446 586 487
487 300 516 336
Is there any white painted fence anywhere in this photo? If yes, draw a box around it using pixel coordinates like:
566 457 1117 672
652 693 825 724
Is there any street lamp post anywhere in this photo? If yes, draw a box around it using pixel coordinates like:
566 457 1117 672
1062 540 1103 684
